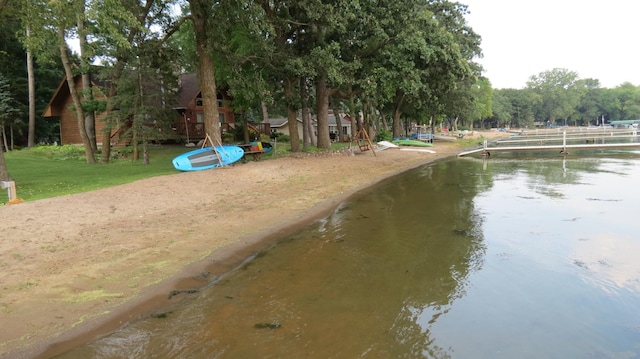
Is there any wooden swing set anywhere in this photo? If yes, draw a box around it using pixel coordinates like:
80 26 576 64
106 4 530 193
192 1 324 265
350 127 376 156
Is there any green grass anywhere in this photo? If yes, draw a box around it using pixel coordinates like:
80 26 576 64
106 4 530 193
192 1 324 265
3 145 187 203
3 137 471 205
1 141 354 204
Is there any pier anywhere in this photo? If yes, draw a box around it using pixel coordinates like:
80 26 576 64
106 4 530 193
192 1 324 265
458 128 640 157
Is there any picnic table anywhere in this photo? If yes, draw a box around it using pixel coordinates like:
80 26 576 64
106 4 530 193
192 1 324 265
238 143 265 162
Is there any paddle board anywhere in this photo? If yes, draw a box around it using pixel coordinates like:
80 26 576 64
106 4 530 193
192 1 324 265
392 139 434 147
400 148 437 154
172 145 245 171
376 140 399 151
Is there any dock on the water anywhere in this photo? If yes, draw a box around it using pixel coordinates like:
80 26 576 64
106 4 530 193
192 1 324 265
458 129 640 157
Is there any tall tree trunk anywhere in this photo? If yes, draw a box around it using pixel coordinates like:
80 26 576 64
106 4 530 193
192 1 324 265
189 0 221 144
26 26 36 148
143 139 149 165
284 78 300 152
242 111 250 143
1 125 7 152
132 129 139 161
261 101 269 123
101 59 129 163
0 134 10 181
331 101 343 142
58 28 95 164
315 72 331 149
348 93 358 141
82 72 97 151
300 78 314 148
77 4 97 152
392 92 404 138
380 113 389 132
100 124 112 163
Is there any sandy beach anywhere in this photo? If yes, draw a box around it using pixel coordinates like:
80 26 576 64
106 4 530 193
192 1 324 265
0 132 501 358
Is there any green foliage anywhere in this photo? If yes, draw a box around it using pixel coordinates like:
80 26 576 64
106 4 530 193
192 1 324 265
0 72 21 125
26 145 87 160
527 68 582 125
270 132 290 142
376 129 392 141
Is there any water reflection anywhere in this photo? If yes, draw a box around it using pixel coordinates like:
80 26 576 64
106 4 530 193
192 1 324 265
56 154 640 358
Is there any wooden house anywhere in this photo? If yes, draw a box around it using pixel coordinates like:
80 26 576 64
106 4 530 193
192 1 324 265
312 110 353 141
172 73 237 142
264 117 304 139
43 72 239 145
42 75 115 145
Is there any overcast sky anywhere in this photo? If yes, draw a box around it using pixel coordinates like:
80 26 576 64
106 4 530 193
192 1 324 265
462 0 640 89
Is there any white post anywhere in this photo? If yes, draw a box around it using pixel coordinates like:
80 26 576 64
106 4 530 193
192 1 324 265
1 181 17 201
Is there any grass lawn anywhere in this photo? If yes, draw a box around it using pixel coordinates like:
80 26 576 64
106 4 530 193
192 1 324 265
3 145 189 203
1 140 306 204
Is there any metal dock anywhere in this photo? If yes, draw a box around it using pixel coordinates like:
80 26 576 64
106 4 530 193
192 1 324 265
458 129 640 157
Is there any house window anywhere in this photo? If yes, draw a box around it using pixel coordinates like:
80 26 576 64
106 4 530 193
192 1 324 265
342 126 348 135
217 93 224 108
219 113 225 123
197 112 204 123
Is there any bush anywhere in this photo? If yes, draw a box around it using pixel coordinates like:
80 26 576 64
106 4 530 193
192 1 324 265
270 132 290 142
28 145 87 160
376 129 392 141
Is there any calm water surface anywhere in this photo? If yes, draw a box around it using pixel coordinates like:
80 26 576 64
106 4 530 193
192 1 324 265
57 152 640 358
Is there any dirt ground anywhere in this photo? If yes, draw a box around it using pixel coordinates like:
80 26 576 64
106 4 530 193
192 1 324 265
0 131 504 358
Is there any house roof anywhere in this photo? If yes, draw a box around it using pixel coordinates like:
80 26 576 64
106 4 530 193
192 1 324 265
41 74 108 117
175 73 200 110
265 117 302 128
311 112 352 126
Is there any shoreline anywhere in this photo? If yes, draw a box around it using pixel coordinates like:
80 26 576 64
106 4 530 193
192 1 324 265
0 136 492 358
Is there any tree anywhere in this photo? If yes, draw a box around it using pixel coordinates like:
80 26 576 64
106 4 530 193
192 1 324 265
469 77 493 128
610 83 640 121
364 1 480 138
22 0 97 162
490 90 513 128
187 0 222 145
575 78 603 126
0 72 20 180
526 68 582 126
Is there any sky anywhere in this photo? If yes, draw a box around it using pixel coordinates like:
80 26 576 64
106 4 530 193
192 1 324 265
461 0 640 89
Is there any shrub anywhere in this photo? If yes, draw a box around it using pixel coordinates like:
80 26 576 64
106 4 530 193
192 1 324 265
270 132 290 142
28 145 86 160
376 129 392 141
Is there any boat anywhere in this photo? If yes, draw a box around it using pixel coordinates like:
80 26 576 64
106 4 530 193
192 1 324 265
172 145 245 171
251 141 273 153
376 140 399 151
411 133 434 143
392 138 434 147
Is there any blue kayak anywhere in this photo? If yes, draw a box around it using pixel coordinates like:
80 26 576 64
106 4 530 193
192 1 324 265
172 145 245 171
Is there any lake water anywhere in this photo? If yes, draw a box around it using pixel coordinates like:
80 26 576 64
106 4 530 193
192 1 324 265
55 151 640 358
